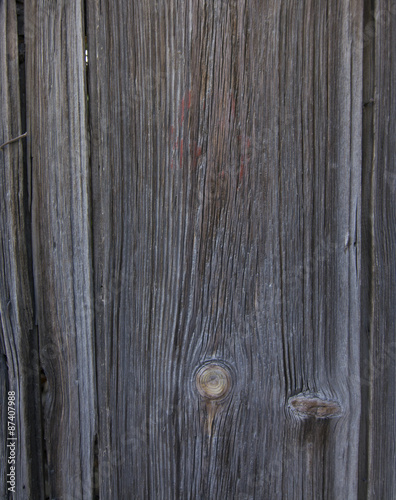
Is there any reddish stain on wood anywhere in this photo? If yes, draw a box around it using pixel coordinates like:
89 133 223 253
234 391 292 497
181 97 185 126
171 90 252 179
180 139 184 168
239 159 245 181
239 134 251 182
191 141 202 169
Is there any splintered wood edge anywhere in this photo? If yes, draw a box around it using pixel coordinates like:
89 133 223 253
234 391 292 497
288 394 342 419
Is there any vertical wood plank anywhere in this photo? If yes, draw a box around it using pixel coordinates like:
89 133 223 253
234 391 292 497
361 0 396 497
278 0 363 497
25 0 96 498
0 1 43 497
87 0 363 498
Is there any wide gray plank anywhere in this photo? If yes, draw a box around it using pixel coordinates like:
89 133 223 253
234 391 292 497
25 0 96 498
0 1 43 498
87 1 363 498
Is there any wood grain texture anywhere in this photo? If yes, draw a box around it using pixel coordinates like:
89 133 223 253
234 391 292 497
25 0 96 498
360 0 396 497
3 0 396 497
86 1 363 497
0 1 43 497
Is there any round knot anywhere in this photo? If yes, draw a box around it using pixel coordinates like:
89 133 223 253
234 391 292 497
196 362 232 400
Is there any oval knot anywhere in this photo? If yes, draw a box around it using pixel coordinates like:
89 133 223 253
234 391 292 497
288 393 342 419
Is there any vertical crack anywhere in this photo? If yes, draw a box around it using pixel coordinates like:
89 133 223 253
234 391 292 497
358 0 376 498
93 434 99 499
82 1 99 499
39 364 50 499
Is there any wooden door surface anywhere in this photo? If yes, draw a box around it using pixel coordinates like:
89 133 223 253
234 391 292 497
1 0 395 498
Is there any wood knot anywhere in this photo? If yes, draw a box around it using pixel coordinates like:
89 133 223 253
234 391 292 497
195 362 232 401
288 393 342 419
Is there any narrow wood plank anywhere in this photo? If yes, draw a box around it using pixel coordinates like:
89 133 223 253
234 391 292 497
361 0 396 497
0 1 44 497
278 1 363 497
25 1 96 498
87 0 363 497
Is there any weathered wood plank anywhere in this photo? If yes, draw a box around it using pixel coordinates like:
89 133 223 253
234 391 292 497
0 1 44 497
87 0 363 497
360 0 396 497
278 0 363 497
25 0 96 498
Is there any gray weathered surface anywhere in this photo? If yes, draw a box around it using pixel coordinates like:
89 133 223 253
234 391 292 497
360 0 396 498
0 1 43 497
25 0 96 498
86 0 362 498
0 0 395 498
